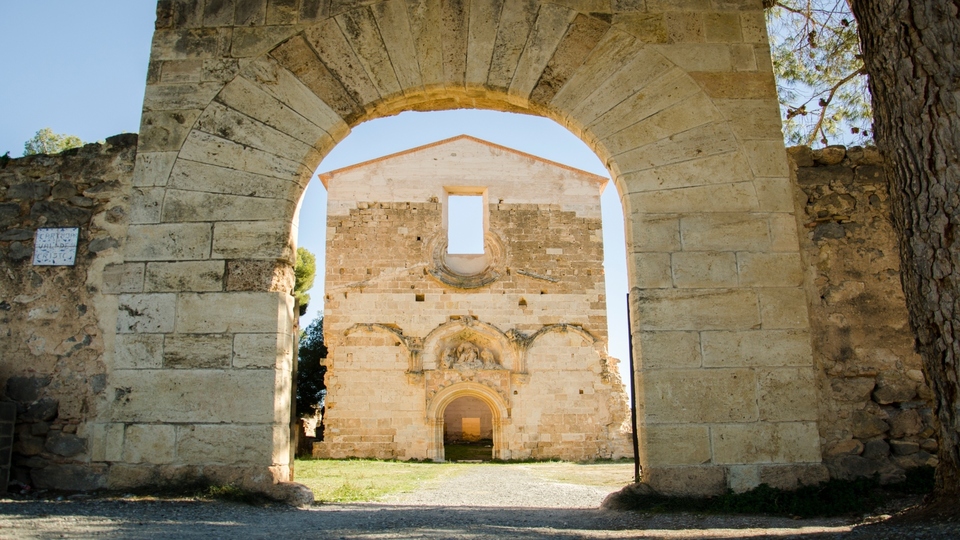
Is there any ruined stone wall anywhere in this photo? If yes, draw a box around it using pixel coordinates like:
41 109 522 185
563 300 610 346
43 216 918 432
790 145 938 484
0 135 137 490
317 137 631 462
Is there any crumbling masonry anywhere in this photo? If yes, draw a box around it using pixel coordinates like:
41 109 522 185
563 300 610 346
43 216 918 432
0 0 939 499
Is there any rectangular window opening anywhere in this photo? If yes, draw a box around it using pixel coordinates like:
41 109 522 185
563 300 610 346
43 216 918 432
447 195 484 254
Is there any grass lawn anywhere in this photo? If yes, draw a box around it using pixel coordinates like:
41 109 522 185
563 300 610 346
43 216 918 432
293 459 635 502
294 459 468 502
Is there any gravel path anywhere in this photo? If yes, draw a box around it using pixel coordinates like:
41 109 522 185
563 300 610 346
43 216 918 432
0 464 956 539
382 464 613 508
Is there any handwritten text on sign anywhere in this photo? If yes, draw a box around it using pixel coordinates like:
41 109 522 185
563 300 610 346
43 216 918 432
33 227 79 266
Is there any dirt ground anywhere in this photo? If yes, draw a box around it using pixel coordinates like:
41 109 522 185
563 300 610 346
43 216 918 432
1 462 956 539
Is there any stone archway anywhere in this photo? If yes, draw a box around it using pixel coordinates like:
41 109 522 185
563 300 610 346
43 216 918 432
100 0 820 496
427 382 509 462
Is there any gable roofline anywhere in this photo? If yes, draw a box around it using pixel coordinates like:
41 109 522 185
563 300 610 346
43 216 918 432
317 134 609 189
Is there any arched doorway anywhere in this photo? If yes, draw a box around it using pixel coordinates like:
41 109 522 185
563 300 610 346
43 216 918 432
442 396 494 462
426 382 508 462
105 0 820 497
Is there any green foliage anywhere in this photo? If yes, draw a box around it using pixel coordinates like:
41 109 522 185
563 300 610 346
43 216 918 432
294 247 316 316
621 467 935 518
296 317 327 418
23 128 84 156
767 1 873 146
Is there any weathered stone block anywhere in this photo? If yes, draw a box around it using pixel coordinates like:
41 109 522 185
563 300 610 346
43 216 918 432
680 214 770 251
754 178 797 213
701 330 813 368
643 425 710 466
103 263 146 294
619 151 754 194
176 292 293 334
177 424 279 465
712 422 820 464
44 432 87 458
742 140 790 177
138 110 203 153
645 465 726 496
826 454 879 480
737 252 803 287
630 253 672 288
233 333 293 369
630 182 759 214
116 294 176 334
862 439 890 460
851 410 889 439
145 261 225 292
164 334 232 369
641 368 758 424
670 251 738 288
124 223 212 261
703 13 742 43
107 464 157 489
108 369 288 424
727 464 761 493
226 260 294 293
163 190 295 224
889 409 923 438
757 368 818 422
130 187 164 224
638 331 701 370
31 464 106 491
825 439 864 457
635 289 760 331
167 158 297 201
890 440 920 456
90 423 125 462
122 424 176 464
758 288 809 329
114 334 164 369
873 372 917 404
211 221 295 260
626 214 680 252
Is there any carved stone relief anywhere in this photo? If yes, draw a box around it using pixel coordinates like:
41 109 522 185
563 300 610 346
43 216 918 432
441 340 502 371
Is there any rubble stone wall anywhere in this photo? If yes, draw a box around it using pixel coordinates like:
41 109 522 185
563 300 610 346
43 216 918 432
789 145 938 483
0 135 137 491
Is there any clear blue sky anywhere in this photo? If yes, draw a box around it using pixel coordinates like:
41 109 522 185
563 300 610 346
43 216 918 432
1 3 631 387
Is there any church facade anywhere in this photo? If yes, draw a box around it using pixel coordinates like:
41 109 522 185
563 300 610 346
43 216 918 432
314 135 632 461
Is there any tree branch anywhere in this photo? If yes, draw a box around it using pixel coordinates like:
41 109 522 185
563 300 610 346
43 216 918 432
803 67 866 145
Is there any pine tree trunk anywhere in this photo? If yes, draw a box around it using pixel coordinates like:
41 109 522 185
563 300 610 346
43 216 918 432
850 0 960 496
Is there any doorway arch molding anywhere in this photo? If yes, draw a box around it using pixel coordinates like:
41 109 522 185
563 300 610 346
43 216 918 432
426 382 509 462
103 0 822 497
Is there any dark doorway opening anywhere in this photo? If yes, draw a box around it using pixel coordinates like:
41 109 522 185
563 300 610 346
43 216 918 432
443 396 493 462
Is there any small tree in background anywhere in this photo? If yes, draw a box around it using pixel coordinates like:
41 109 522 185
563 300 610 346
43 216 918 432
294 247 316 316
297 317 327 421
23 128 84 156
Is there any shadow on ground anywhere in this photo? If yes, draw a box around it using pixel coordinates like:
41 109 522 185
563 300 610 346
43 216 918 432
0 499 951 539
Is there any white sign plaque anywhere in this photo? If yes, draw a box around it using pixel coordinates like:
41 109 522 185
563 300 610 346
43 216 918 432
32 227 80 266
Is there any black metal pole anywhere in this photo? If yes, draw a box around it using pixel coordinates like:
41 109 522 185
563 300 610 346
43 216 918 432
626 292 641 484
